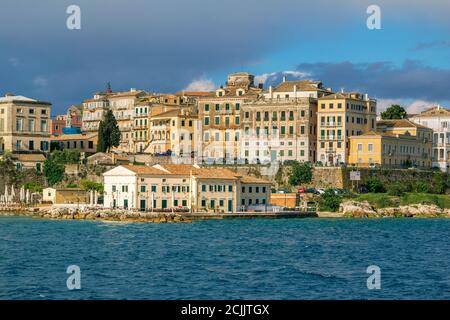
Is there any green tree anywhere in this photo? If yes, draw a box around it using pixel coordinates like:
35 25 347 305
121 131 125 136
97 121 106 152
97 110 120 152
415 181 429 193
288 162 312 186
80 179 104 193
51 150 80 164
431 173 447 194
43 157 65 186
320 189 342 212
366 177 385 193
387 183 406 196
381 104 407 120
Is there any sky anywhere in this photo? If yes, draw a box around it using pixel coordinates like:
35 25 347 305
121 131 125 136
1 0 450 115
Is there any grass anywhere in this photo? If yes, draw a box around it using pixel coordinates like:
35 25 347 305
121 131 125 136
353 192 450 209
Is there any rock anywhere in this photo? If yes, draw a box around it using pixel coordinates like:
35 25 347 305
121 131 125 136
340 201 377 218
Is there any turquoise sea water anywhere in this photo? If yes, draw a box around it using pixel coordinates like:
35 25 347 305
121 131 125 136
1 216 450 300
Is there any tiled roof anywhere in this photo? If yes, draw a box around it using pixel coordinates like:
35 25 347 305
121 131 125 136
51 133 97 141
121 165 167 175
272 80 325 92
414 105 450 117
377 119 430 129
11 153 46 162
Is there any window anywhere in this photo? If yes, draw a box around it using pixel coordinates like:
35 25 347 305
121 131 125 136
215 117 220 125
368 143 373 152
204 117 210 125
16 118 23 131
235 103 240 110
357 143 363 152
141 186 146 192
235 116 240 125
204 104 209 112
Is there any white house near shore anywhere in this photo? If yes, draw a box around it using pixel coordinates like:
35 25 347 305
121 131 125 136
103 164 271 213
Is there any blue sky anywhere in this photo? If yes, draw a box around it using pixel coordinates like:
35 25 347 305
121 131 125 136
1 0 449 115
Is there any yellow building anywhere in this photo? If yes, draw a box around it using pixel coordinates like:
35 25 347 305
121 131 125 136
317 92 376 165
147 109 199 160
348 119 433 168
51 133 98 154
42 187 89 204
197 72 262 164
0 94 51 153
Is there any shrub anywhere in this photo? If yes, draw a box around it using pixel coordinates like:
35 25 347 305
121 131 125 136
387 183 406 196
431 173 447 194
366 177 385 193
320 189 342 212
414 181 429 193
288 162 312 186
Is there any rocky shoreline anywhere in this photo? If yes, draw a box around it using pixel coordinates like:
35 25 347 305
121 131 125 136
0 206 191 223
339 201 450 218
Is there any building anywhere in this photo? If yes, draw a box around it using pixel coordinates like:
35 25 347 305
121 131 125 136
147 109 200 160
0 93 51 154
409 105 450 172
10 153 46 172
197 72 262 164
103 164 271 212
51 133 98 154
86 152 130 166
348 119 433 168
241 79 331 164
270 192 300 209
51 115 67 136
317 92 377 165
42 187 89 204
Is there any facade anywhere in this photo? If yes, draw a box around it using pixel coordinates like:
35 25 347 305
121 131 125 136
51 133 98 154
0 94 51 153
147 109 200 159
51 105 83 136
42 187 89 204
241 80 331 164
317 92 377 165
348 119 433 168
103 164 271 212
51 115 67 136
197 72 262 164
10 153 46 172
409 105 450 172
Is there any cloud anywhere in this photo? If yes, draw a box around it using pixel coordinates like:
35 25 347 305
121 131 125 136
410 40 450 51
8 57 20 67
33 76 48 87
183 78 216 92
255 70 310 86
294 60 450 102
378 98 434 115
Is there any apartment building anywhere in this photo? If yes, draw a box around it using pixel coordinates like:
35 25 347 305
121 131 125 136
348 119 433 168
317 92 377 165
51 133 98 154
103 164 271 212
409 105 450 172
0 93 51 153
81 88 147 153
197 72 262 164
147 109 200 159
241 80 332 164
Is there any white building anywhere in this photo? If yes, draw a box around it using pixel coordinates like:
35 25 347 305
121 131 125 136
103 164 271 212
409 105 450 172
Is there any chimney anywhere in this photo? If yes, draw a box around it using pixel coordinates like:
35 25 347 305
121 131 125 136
282 76 287 83
340 88 344 93
293 85 297 98
269 85 273 99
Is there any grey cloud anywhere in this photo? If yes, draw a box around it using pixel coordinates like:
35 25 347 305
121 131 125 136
291 60 450 102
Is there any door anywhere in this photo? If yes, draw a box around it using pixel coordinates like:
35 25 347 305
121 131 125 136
162 199 167 209
124 199 128 209
140 199 146 211
228 200 233 213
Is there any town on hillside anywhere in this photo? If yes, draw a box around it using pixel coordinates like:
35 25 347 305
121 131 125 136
0 72 449 216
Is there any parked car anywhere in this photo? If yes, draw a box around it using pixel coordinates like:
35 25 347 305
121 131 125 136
357 186 369 194
305 188 319 194
276 188 290 194
297 187 306 193
317 188 326 195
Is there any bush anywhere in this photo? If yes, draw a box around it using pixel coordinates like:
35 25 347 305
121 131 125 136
288 162 312 186
414 181 429 193
366 177 385 193
320 189 342 212
431 173 447 194
387 183 406 196
43 157 65 186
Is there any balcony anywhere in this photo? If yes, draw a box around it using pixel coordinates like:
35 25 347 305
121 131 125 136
320 122 342 127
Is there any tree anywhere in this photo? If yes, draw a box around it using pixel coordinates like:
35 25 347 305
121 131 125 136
80 179 104 194
43 157 65 186
366 177 385 193
381 104 407 120
320 189 342 212
97 110 120 152
431 173 447 194
97 121 106 152
288 162 312 186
